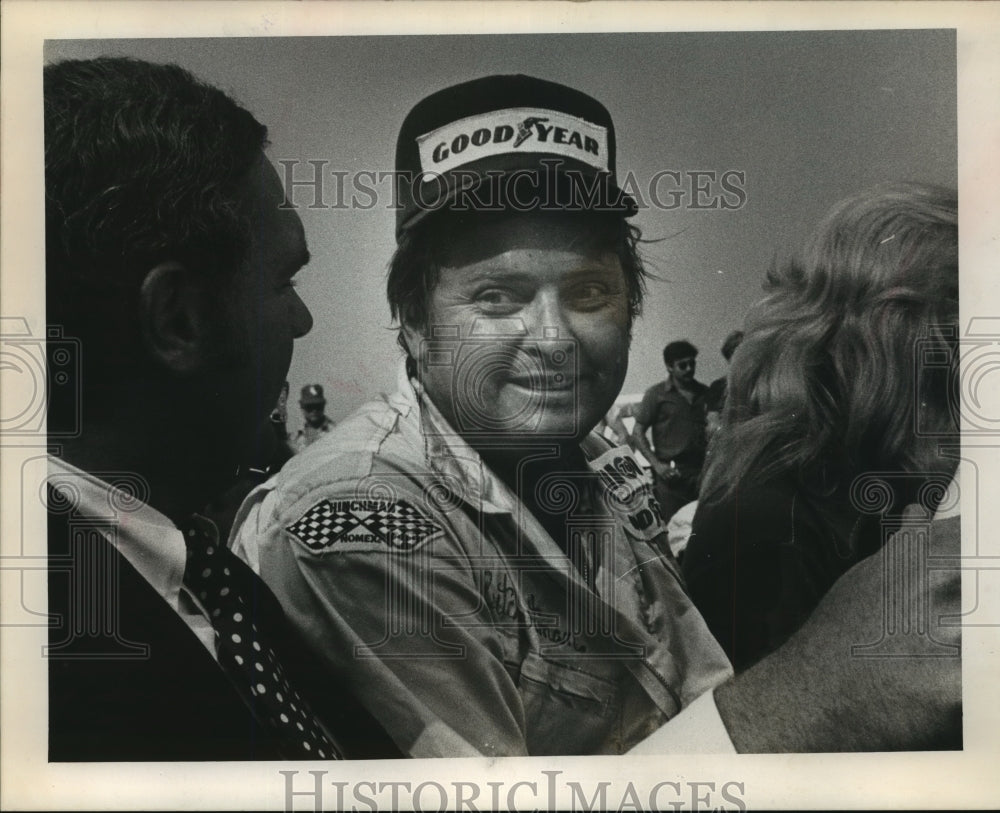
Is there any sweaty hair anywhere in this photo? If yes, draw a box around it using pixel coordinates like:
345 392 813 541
700 182 958 504
663 340 698 367
386 210 649 353
45 57 268 381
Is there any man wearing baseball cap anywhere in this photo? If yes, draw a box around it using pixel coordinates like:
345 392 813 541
292 383 335 453
232 75 959 756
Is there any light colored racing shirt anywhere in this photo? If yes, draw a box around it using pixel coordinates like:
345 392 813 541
232 365 733 757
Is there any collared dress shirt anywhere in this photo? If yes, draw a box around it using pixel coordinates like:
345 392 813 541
47 456 219 658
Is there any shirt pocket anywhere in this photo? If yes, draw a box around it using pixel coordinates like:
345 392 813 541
515 651 622 755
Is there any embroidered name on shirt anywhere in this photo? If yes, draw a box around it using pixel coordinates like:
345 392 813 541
287 498 442 552
479 569 587 652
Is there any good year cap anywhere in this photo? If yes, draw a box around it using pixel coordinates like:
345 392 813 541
394 74 637 240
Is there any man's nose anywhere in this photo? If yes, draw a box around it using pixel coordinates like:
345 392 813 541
528 289 572 339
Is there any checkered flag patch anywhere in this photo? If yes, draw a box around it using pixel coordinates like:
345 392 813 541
287 498 443 553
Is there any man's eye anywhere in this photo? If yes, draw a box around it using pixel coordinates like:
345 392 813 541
567 283 611 309
475 288 520 312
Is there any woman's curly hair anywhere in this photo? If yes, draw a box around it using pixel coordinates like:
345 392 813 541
700 182 958 504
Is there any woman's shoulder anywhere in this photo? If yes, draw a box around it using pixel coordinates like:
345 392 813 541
687 477 799 566
694 476 799 527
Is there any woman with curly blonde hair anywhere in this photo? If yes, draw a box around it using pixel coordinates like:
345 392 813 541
683 182 958 672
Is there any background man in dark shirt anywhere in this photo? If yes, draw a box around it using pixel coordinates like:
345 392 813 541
631 339 708 521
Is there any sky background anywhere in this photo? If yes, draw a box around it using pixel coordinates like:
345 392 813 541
47 31 956 424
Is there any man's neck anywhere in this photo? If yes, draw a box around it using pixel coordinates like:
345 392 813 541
670 376 698 399
58 419 231 525
479 443 592 507
479 442 598 555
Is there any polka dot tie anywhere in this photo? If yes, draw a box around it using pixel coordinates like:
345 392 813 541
180 516 342 759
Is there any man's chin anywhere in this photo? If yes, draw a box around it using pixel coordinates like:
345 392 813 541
437 388 608 447
461 419 594 450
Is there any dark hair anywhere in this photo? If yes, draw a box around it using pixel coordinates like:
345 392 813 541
386 210 649 353
701 182 958 504
663 340 698 366
720 330 744 362
45 57 268 380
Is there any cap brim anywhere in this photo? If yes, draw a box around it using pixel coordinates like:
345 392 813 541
396 154 637 238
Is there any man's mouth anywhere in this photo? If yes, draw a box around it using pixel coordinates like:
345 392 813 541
507 375 576 393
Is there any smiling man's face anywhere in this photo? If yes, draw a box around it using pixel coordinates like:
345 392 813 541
404 212 631 446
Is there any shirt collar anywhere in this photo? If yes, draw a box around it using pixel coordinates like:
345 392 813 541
47 455 187 606
402 367 518 515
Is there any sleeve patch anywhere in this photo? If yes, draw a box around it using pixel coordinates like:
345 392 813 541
286 498 443 553
590 447 667 542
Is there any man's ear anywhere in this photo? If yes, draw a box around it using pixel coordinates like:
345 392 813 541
138 262 217 374
399 321 425 368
